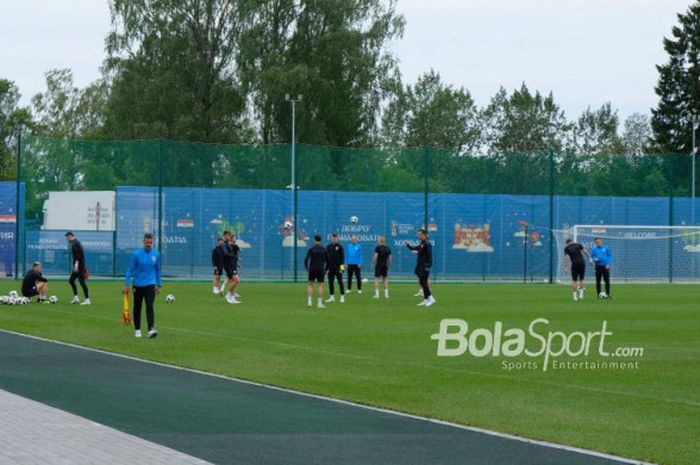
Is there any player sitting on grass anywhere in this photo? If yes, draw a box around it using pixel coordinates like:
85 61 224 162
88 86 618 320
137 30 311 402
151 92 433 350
22 261 49 303
305 235 328 309
373 236 391 299
563 238 591 301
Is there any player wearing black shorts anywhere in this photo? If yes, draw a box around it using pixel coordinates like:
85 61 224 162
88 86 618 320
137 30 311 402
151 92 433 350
305 235 328 309
66 232 90 305
222 231 242 304
22 261 49 302
211 237 225 294
406 229 435 307
325 233 345 303
564 239 590 301
373 236 392 299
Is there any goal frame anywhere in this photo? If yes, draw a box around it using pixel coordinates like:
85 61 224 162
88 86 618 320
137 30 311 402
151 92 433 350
558 224 700 284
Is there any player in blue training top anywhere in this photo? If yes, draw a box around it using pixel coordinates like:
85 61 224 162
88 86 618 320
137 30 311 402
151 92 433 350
124 233 162 338
590 237 612 299
346 235 363 294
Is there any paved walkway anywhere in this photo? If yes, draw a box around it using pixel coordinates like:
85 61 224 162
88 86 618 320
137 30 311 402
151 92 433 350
0 389 213 465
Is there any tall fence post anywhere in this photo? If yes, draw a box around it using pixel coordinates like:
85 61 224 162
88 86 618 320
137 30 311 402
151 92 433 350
423 146 429 232
668 153 674 284
14 128 22 280
549 151 555 284
523 224 528 284
157 139 164 252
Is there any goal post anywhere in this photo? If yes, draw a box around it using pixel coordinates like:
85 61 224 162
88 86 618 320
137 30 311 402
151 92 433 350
553 225 700 283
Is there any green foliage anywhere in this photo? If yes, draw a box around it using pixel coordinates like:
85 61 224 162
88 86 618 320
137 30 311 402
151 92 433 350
382 70 480 154
238 0 404 146
31 69 109 139
482 84 569 154
105 0 248 143
0 80 32 180
652 1 700 153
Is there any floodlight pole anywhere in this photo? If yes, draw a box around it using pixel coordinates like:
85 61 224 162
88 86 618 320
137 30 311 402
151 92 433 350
14 127 22 280
286 94 303 282
692 116 699 220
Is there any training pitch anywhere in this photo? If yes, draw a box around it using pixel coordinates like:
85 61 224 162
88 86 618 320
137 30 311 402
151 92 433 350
0 281 697 465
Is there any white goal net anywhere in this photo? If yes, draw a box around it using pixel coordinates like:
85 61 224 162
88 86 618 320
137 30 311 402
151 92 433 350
553 225 700 283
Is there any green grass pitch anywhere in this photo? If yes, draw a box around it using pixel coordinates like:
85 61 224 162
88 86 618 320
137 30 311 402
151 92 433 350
0 280 697 465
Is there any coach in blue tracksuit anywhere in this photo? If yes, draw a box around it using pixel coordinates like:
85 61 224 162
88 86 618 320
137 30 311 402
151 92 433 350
124 233 162 338
590 237 612 299
346 235 363 293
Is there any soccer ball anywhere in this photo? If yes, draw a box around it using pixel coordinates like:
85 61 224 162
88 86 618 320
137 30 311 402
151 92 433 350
8 297 17 305
283 220 293 230
598 292 608 300
165 294 176 303
9 290 18 298
0 296 7 304
350 215 359 224
49 295 58 304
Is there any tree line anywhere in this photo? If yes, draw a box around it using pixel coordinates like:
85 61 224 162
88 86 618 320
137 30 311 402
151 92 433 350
2 0 700 199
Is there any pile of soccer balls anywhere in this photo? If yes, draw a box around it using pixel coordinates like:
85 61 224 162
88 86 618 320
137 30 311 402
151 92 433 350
0 290 30 306
0 290 59 306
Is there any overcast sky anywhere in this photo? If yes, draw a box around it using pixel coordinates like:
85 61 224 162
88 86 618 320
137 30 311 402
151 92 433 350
0 0 693 120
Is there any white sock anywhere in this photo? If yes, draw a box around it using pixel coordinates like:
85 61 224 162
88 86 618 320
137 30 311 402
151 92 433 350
384 289 389 298
573 291 578 300
307 296 312 306
317 298 322 306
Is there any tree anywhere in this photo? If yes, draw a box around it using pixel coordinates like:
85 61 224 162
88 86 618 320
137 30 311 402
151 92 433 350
237 0 405 146
570 103 624 155
105 0 248 143
381 70 480 153
652 1 700 153
0 79 32 180
31 69 109 139
622 113 652 156
482 84 569 154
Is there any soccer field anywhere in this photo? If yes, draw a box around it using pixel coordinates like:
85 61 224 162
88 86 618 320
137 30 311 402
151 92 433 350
0 281 697 465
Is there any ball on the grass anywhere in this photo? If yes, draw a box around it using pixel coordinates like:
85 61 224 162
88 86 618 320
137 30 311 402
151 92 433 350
165 294 176 303
49 295 58 304
9 290 18 298
350 215 359 224
598 292 607 299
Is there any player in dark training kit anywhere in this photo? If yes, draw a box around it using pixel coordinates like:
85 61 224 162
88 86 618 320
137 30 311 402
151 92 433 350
65 232 90 305
211 237 225 294
563 239 591 301
325 233 345 303
305 235 328 309
406 229 435 307
22 261 49 302
221 231 242 304
373 236 392 299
